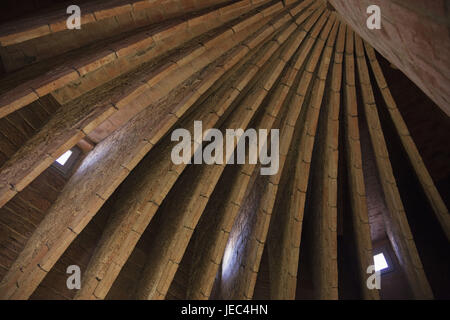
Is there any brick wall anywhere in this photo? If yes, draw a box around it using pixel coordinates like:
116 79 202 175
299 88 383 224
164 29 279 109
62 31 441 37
0 0 234 71
0 167 67 280
329 0 450 116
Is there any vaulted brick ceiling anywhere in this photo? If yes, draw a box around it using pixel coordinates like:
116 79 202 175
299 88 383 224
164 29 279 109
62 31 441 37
0 0 448 300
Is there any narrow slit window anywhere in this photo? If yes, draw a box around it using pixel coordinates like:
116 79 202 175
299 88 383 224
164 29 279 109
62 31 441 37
52 147 81 176
56 150 73 165
374 252 389 272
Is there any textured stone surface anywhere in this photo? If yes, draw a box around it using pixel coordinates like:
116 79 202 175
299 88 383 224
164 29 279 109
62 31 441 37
329 0 450 115
0 0 447 301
